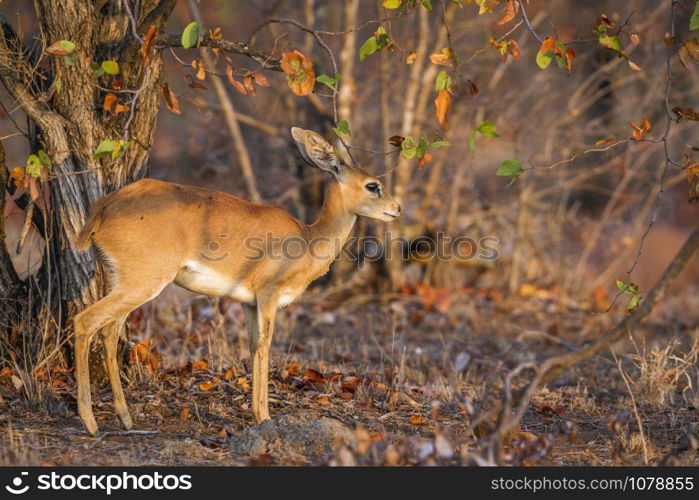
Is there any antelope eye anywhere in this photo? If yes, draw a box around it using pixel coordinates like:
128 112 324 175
365 182 380 193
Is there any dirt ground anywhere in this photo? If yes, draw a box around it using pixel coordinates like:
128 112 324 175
1 283 698 466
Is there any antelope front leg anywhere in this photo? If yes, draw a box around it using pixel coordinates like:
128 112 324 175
243 302 276 423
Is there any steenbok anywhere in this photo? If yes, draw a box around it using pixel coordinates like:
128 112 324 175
72 128 401 435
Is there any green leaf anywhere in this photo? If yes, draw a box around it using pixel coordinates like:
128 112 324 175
496 158 523 177
435 70 452 91
65 56 75 66
94 140 117 159
91 62 105 77
555 41 566 68
37 150 51 168
616 280 638 295
382 0 402 8
59 40 76 54
536 49 553 69
54 77 62 92
469 129 477 153
316 73 341 91
334 120 350 138
420 0 433 10
112 140 130 160
598 34 621 53
476 120 499 138
359 36 378 61
430 140 450 148
401 136 417 159
26 154 43 178
101 60 120 75
416 135 429 159
181 21 201 49
627 294 641 311
691 1 699 31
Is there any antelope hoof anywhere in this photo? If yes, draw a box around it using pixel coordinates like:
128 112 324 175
82 416 99 437
118 412 133 430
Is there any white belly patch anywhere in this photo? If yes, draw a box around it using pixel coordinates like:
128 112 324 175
278 293 296 307
175 261 255 304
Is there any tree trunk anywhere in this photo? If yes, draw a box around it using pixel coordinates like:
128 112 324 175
1 0 176 378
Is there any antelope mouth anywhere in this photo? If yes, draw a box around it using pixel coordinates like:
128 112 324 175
383 211 400 219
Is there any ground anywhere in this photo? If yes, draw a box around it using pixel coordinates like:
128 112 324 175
1 283 698 466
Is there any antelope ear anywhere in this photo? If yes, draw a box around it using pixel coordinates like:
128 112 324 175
291 127 344 176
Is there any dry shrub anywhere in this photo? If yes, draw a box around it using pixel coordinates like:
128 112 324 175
628 339 699 408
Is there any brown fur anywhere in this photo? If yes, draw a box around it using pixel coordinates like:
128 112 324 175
72 129 401 436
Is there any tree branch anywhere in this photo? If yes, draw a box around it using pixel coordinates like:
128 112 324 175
158 33 281 71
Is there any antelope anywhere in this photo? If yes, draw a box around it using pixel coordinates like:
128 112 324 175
72 128 401 436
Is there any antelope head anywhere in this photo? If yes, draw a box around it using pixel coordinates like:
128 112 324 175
291 127 401 221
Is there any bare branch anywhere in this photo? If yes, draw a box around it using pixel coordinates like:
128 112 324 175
158 33 282 71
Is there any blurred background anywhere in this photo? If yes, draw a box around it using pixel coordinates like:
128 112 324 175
2 0 697 303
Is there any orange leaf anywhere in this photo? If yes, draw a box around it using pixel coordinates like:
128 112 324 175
251 72 269 87
507 39 521 60
243 75 257 96
418 152 433 170
539 37 554 55
141 25 157 65
10 167 25 188
161 83 181 114
468 79 479 96
630 117 651 140
199 381 216 392
227 65 247 95
191 359 208 372
209 27 222 40
435 89 451 130
180 408 191 420
45 41 70 56
280 50 315 96
304 368 326 384
410 415 423 425
565 47 576 73
406 51 417 64
429 52 453 67
498 0 519 26
103 93 118 113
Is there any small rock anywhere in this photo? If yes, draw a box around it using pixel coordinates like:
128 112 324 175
229 414 352 460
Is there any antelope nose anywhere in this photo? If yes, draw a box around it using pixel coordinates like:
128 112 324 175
396 205 402 214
